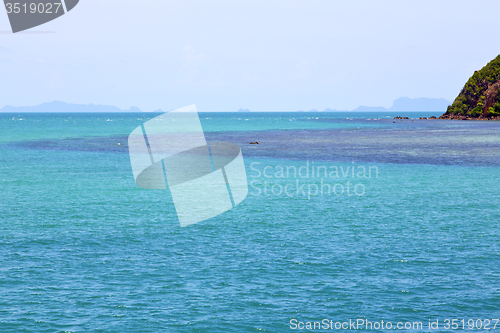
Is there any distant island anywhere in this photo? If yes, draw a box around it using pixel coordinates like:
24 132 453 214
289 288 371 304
297 97 450 112
0 101 141 113
440 55 500 120
1 98 450 113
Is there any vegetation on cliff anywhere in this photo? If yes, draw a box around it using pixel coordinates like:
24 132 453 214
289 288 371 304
443 55 500 118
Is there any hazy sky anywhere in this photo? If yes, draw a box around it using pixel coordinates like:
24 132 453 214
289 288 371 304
1 0 499 111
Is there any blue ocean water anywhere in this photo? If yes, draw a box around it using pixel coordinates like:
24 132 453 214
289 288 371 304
1 112 500 332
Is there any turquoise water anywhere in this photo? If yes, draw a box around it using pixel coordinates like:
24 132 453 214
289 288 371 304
1 112 500 332
1 111 466 143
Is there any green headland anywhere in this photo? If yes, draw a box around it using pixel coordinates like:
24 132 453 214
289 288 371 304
441 55 500 119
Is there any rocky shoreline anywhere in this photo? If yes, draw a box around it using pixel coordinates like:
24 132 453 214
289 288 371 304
438 114 500 120
393 115 500 120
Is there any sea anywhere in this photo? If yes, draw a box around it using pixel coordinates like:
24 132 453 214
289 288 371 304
1 112 499 332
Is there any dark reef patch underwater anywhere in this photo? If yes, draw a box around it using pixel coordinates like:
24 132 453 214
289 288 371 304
6 117 500 166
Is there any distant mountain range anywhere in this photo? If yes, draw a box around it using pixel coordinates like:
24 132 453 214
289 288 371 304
0 97 450 113
256 97 450 112
0 101 141 113
314 97 450 112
